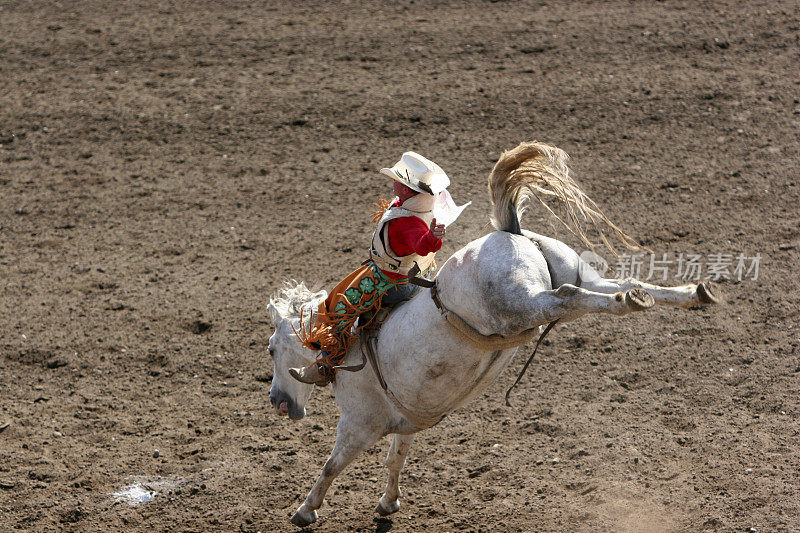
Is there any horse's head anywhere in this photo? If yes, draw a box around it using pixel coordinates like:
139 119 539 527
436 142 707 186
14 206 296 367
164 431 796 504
266 282 327 421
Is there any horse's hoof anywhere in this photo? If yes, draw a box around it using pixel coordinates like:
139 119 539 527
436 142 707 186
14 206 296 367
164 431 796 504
290 509 318 527
376 499 400 516
696 282 720 305
625 288 654 311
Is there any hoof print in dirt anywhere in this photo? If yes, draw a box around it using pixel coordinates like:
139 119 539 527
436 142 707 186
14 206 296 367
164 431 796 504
59 508 84 524
182 320 212 334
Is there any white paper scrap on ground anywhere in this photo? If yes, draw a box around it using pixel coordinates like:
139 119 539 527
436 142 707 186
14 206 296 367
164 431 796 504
113 483 156 505
111 476 186 505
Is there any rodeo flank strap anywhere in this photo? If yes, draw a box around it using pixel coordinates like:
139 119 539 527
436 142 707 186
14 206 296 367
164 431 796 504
428 282 559 406
430 283 547 351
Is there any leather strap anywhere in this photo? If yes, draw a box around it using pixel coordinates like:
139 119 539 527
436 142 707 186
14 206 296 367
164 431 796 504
503 319 558 406
407 263 435 288
430 281 558 406
361 333 444 429
430 283 543 351
361 281 557 428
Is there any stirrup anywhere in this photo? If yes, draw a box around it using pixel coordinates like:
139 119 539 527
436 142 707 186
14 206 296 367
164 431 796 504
289 362 334 386
357 308 390 330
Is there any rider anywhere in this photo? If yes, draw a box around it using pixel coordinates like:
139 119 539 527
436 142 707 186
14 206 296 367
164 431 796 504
289 151 468 386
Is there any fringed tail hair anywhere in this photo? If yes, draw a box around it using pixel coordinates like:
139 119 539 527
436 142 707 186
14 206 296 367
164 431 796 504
488 141 644 256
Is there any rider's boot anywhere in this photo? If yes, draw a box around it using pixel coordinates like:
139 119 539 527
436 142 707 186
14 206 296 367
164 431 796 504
289 354 334 386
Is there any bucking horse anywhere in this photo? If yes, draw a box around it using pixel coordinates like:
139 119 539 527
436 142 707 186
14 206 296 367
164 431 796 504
266 142 719 527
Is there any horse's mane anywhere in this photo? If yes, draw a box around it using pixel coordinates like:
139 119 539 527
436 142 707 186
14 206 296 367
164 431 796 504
269 280 324 321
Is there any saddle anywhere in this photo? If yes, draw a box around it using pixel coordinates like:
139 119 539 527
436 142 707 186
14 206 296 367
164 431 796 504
331 263 433 374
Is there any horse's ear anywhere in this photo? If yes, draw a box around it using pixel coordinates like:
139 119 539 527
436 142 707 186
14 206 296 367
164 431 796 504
268 302 281 326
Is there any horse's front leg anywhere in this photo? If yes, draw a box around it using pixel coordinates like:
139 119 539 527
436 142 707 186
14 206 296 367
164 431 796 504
376 433 415 516
291 417 381 527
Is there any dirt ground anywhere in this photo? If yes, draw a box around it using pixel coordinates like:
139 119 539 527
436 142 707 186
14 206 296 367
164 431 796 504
1 0 798 531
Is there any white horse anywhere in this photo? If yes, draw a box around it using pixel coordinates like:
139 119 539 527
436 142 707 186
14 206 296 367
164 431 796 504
267 142 718 527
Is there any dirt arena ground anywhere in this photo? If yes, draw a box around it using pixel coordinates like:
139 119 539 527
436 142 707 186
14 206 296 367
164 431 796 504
1 1 798 531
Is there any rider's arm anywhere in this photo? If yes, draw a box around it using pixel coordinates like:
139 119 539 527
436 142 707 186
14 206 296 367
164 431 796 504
387 217 443 256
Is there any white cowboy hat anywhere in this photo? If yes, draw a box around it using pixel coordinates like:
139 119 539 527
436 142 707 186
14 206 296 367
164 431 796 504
380 151 450 195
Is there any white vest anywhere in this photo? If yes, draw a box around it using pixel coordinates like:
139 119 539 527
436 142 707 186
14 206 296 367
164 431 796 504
369 206 436 276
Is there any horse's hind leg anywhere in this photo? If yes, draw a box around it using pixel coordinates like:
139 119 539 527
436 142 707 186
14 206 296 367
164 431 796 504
376 433 415 516
510 284 654 335
290 417 381 527
525 231 719 308
543 284 655 322
579 275 719 308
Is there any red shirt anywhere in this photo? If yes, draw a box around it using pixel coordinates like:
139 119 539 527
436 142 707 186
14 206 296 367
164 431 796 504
381 200 442 279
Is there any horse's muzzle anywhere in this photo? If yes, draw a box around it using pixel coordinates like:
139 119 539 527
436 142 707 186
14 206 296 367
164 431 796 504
269 389 305 420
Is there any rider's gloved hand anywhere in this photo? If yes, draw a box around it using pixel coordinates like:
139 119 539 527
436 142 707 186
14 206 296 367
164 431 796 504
429 218 446 240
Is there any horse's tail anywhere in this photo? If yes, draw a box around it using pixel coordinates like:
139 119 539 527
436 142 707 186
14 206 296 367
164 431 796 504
488 141 643 256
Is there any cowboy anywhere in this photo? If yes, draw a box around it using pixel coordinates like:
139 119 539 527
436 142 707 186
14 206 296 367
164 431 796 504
289 151 469 386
